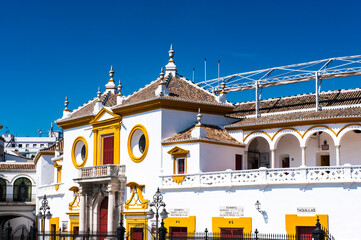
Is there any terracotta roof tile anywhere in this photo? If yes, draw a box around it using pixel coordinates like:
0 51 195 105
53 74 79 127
0 163 35 170
164 124 241 145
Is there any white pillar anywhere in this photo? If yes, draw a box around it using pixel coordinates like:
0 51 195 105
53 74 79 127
79 187 86 234
107 188 115 236
271 149 276 168
335 145 341 166
301 147 307 167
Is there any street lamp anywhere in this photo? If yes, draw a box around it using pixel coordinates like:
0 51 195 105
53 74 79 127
37 194 52 240
147 188 168 240
255 200 264 214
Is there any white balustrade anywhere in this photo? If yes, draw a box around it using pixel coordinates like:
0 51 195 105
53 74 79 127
78 164 126 179
161 166 361 189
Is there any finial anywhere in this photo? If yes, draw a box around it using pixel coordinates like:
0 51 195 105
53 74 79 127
109 66 114 80
197 108 202 125
160 67 165 83
221 78 226 91
64 96 69 110
97 87 101 99
169 44 174 60
117 80 122 94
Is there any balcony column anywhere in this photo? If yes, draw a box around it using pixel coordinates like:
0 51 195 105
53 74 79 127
244 151 248 170
301 146 307 167
106 185 116 239
270 148 276 168
335 145 341 166
79 187 87 234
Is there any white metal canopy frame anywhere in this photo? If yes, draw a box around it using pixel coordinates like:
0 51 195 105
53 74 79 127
197 55 361 116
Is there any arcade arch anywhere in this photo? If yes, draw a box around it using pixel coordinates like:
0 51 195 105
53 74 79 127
247 137 270 169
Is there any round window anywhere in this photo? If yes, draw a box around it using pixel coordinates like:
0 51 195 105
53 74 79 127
72 136 88 168
128 125 149 163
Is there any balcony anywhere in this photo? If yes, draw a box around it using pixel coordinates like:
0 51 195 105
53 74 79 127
75 164 126 183
161 165 361 190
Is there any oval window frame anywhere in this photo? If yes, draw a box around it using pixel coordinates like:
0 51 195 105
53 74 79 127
127 124 149 163
71 136 88 168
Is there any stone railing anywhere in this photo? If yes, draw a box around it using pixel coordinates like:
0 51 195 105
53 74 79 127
78 164 126 179
161 165 361 189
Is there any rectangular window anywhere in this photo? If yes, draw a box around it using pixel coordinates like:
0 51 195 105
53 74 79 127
33 144 37 147
170 227 187 240
221 228 243 239
103 135 114 165
40 144 44 147
235 154 243 170
297 226 314 240
26 144 29 147
177 158 185 174
18 144 22 148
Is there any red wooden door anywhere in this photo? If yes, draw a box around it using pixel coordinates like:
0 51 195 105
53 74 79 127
297 226 314 240
235 154 243 170
103 136 114 165
170 227 187 240
99 197 108 237
221 228 243 239
131 228 143 240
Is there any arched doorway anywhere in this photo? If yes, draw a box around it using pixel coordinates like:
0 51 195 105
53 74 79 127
99 197 108 236
247 137 270 169
275 134 301 168
13 177 31 202
305 131 335 166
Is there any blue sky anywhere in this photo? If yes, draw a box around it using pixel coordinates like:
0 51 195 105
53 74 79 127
1 0 361 137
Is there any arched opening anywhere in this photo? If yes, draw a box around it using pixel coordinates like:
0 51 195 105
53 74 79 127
13 177 31 202
305 131 335 166
247 137 270 169
99 196 108 236
0 178 6 202
339 129 361 165
275 134 301 168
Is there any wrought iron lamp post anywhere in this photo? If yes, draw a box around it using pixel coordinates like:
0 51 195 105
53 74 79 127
147 188 168 240
37 194 52 240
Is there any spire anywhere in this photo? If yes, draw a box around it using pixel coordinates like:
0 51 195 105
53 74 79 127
218 78 227 103
191 108 207 138
62 96 71 118
117 80 125 105
155 67 169 96
165 44 177 77
94 87 104 114
105 66 117 94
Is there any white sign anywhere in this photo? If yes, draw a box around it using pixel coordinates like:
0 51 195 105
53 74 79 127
169 208 190 217
220 206 244 217
297 207 316 216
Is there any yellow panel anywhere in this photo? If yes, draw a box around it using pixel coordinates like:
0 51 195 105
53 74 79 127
69 217 79 234
127 124 149 163
164 216 196 233
126 217 148 240
49 217 60 234
285 214 328 235
212 217 252 234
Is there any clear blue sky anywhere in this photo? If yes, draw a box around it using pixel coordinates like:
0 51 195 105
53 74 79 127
1 0 361 137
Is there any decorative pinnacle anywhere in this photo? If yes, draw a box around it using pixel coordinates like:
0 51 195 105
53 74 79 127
97 87 101 99
64 96 69 110
109 66 114 80
221 78 226 91
160 67 165 83
168 44 174 60
197 108 202 125
117 80 122 94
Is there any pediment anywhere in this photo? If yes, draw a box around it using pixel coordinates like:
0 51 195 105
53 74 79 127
89 108 121 126
167 146 189 155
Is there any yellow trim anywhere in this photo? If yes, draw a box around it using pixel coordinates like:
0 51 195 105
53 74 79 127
285 214 328 235
49 217 60 235
123 211 148 216
244 131 272 142
69 217 79 234
212 217 252 234
71 136 88 169
164 216 196 234
34 152 54 165
126 218 148 240
172 176 186 183
68 186 80 211
94 124 120 166
93 130 98 166
127 124 149 163
89 108 122 127
54 163 62 191
272 128 303 141
66 212 79 216
125 182 148 209
336 123 361 136
302 125 336 138
56 116 93 130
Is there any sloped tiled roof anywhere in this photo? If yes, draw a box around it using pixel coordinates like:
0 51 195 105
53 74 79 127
226 88 361 128
229 89 361 118
0 162 35 170
119 75 229 107
163 124 242 145
56 92 117 123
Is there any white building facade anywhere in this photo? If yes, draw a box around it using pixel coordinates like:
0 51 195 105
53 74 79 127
36 47 361 240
